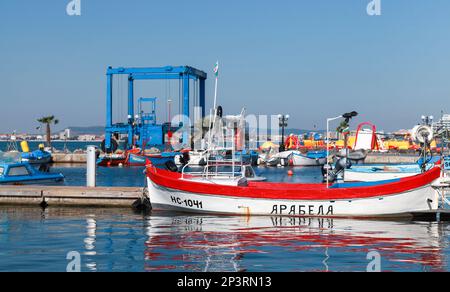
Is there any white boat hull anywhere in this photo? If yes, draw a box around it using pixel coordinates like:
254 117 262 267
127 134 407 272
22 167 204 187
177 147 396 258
344 170 418 182
147 177 439 218
291 153 326 166
344 164 432 182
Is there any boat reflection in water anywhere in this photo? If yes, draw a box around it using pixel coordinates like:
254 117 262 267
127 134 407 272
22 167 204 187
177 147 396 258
0 207 448 272
143 213 448 272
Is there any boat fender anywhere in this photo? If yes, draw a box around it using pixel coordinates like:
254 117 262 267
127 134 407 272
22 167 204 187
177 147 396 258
165 161 179 172
132 197 152 213
21 141 30 153
217 106 223 118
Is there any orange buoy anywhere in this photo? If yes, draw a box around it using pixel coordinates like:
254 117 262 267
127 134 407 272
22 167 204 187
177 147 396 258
287 170 294 176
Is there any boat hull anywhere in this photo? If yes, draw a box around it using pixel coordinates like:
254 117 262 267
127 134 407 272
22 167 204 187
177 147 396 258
0 176 64 185
127 153 174 167
344 164 433 182
344 170 419 182
291 154 326 166
96 155 126 167
146 177 439 218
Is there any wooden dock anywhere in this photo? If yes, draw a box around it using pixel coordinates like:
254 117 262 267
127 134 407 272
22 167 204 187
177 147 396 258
0 185 145 208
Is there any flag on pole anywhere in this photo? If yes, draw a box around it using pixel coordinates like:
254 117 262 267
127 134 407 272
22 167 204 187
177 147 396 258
213 61 219 77
342 126 350 135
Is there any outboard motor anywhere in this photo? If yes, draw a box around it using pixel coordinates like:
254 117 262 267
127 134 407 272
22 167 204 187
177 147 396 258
347 149 368 164
178 152 190 166
322 157 351 183
165 160 179 172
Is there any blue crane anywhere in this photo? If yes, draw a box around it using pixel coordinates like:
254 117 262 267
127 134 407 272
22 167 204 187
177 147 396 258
103 66 207 153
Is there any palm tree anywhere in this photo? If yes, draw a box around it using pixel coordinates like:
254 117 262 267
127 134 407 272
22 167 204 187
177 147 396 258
336 120 350 149
37 116 59 148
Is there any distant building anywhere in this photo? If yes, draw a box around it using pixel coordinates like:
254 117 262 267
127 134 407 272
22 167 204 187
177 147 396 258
77 135 97 141
433 115 450 139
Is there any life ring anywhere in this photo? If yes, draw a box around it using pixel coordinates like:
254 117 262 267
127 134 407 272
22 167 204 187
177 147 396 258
411 125 434 144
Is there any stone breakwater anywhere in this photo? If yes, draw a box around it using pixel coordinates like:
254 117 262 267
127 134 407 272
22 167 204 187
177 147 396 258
50 152 419 164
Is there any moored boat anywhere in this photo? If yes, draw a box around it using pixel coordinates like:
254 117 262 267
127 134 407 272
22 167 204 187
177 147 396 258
0 153 64 185
97 149 177 167
146 164 441 218
344 157 440 182
21 149 52 166
126 150 177 167
96 153 127 167
291 150 327 166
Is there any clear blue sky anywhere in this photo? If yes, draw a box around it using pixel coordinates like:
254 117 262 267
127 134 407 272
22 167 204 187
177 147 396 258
1 0 450 133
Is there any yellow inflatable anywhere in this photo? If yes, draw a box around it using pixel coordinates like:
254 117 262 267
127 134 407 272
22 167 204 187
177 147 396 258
20 141 30 153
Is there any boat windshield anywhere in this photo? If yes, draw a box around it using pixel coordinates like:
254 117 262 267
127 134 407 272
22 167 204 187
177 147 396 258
0 151 21 164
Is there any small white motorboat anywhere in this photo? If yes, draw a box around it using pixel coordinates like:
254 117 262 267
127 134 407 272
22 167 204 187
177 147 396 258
259 150 327 167
291 151 327 166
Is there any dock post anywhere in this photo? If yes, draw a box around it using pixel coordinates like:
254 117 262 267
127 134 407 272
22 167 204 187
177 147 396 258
86 146 97 187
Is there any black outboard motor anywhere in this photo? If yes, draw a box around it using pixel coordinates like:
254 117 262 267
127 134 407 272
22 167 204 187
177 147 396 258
347 149 368 165
165 160 179 172
178 152 190 166
322 157 351 183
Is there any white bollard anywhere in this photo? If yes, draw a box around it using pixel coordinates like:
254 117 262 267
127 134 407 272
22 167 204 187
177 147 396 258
86 146 97 187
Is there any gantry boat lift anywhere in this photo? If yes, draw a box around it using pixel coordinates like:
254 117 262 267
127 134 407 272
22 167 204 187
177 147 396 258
104 66 207 153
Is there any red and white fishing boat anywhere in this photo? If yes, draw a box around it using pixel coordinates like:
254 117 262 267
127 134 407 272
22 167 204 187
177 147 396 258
145 164 442 218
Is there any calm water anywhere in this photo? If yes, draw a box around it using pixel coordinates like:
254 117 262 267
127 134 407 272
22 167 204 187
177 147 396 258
1 164 449 272
49 164 324 187
0 207 449 272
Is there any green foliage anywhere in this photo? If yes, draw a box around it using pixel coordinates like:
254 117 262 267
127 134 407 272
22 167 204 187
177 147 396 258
37 116 59 125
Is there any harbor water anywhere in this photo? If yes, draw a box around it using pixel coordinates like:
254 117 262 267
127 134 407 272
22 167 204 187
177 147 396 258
0 206 449 272
0 164 450 272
